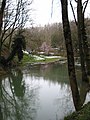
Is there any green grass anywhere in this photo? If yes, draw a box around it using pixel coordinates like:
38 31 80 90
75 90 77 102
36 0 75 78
21 54 35 63
21 54 60 65
64 102 90 120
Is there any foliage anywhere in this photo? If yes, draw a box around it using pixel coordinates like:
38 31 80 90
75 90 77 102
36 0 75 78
23 20 90 56
21 53 35 63
64 102 90 120
24 23 65 53
51 32 61 48
7 34 26 63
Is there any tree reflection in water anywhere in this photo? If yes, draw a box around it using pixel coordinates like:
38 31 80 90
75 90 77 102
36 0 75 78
0 69 39 120
0 63 90 120
25 63 90 112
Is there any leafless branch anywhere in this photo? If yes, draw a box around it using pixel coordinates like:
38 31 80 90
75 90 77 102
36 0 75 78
83 0 89 14
74 0 78 2
69 0 77 25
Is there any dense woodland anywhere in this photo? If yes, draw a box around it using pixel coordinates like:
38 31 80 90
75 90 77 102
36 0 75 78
0 0 90 115
24 20 90 55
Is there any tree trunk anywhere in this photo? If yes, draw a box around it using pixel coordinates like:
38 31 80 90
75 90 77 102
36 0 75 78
61 0 81 111
77 0 89 81
0 0 6 61
82 12 90 76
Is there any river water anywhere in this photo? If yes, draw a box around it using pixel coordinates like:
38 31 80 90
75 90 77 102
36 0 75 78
0 62 90 120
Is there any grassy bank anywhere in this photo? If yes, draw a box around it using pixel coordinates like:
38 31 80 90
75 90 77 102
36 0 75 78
64 102 90 120
21 54 66 65
0 54 66 76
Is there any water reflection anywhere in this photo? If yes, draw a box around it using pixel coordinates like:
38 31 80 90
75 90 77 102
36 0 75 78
80 81 90 105
10 69 25 98
0 69 39 120
0 63 90 120
25 63 69 85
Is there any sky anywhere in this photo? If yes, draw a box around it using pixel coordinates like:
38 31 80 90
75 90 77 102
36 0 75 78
1 0 90 27
31 0 62 26
31 0 90 27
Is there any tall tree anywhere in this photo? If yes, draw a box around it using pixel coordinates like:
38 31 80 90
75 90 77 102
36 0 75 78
70 0 90 77
77 0 89 81
60 0 81 111
0 0 33 66
78 0 90 76
0 0 6 35
1 0 33 49
0 0 6 60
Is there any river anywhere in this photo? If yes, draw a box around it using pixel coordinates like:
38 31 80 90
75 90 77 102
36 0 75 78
0 62 90 120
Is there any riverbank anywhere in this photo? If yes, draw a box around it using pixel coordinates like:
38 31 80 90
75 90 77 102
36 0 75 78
21 54 66 65
64 102 90 120
0 54 67 76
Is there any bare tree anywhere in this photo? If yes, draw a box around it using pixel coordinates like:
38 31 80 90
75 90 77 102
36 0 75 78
70 0 90 78
60 0 81 111
0 0 33 64
77 0 89 82
1 0 33 48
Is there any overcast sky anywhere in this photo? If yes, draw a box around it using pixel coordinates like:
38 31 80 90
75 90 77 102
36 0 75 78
1 0 90 26
31 0 90 26
32 0 61 26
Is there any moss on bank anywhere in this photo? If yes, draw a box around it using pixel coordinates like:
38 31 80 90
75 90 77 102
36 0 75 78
64 102 90 120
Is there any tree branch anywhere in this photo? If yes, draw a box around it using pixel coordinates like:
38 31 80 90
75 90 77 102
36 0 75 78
83 0 89 14
69 0 78 26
